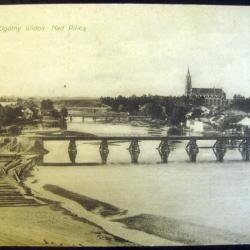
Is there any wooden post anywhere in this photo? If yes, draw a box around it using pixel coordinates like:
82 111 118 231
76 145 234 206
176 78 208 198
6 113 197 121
213 138 226 162
186 139 199 162
157 139 170 163
99 140 109 164
68 139 77 164
239 139 250 161
128 139 140 163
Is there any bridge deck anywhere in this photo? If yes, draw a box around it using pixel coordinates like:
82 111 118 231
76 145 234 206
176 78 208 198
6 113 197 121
26 135 250 164
35 135 248 141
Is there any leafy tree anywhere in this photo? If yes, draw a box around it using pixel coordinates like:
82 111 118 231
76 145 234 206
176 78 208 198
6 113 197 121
169 106 189 126
232 95 250 112
60 107 68 118
21 99 39 118
143 102 166 120
118 104 124 112
101 94 196 125
0 105 23 125
191 108 202 119
41 99 54 110
51 109 60 119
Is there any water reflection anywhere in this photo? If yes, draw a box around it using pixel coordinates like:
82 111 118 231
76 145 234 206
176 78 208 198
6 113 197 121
67 117 168 136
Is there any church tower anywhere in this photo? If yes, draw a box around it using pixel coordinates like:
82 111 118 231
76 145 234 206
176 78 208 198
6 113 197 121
186 66 192 97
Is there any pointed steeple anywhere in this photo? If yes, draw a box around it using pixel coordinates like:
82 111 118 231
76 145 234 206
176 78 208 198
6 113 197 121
186 66 192 96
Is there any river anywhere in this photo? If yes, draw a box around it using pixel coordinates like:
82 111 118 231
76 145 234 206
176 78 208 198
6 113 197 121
24 117 250 246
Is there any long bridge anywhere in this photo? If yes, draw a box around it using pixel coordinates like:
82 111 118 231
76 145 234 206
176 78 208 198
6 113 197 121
68 111 151 122
37 135 250 165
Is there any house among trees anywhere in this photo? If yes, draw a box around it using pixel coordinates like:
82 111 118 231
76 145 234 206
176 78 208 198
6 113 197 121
237 117 250 128
22 108 34 120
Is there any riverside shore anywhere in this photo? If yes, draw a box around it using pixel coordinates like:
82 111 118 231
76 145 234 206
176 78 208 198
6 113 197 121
0 199 133 246
0 135 134 247
1 126 247 246
0 167 134 247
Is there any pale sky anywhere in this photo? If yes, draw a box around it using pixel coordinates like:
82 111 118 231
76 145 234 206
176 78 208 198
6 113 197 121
0 4 250 98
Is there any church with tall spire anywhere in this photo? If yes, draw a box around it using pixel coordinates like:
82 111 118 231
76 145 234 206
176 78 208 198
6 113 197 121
185 67 227 107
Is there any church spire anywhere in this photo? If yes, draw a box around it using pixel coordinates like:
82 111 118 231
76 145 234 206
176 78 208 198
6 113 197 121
186 66 192 96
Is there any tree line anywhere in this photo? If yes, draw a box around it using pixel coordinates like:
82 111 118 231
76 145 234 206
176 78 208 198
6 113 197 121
100 95 205 126
0 98 68 127
232 95 250 112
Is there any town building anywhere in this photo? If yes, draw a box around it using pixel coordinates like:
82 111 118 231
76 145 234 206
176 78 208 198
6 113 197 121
185 67 227 107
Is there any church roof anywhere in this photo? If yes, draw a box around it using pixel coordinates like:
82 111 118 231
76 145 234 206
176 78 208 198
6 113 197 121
192 88 225 96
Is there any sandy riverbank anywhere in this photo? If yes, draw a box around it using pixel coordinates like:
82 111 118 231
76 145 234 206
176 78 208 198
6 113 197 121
37 182 249 246
0 174 134 246
25 162 250 246
0 136 134 247
0 203 133 246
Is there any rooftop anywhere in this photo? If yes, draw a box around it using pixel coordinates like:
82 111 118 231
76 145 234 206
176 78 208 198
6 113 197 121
192 88 226 96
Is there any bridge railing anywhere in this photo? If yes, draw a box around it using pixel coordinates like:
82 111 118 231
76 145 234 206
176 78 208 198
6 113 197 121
35 135 250 165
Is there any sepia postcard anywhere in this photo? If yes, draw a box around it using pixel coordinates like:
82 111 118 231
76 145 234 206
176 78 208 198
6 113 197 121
1 3 250 247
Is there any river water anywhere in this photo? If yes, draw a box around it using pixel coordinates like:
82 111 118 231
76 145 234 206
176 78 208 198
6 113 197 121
25 117 250 246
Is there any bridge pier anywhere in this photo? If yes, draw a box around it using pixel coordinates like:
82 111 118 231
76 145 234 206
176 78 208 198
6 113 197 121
239 139 250 161
186 139 199 162
213 138 227 162
157 139 170 163
68 139 77 164
99 140 109 164
40 135 250 165
128 139 140 163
